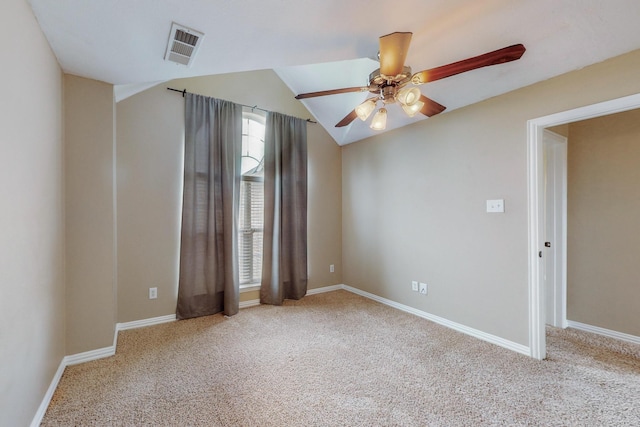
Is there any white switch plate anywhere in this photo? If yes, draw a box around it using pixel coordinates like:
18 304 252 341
411 281 419 292
419 282 428 295
149 287 158 299
330 264 335 273
486 199 505 213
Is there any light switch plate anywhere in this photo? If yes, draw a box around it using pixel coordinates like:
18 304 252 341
419 282 428 295
486 199 505 213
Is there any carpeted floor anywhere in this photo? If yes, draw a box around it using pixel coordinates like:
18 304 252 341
41 290 640 426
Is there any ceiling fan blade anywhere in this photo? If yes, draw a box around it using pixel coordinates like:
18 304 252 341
419 95 446 117
335 109 358 128
412 44 526 84
379 32 413 77
295 86 370 100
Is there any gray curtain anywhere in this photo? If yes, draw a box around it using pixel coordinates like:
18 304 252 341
260 112 308 305
177 93 242 319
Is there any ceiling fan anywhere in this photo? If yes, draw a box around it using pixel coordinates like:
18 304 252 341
295 32 526 130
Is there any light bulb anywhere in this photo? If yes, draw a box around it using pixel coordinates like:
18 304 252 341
355 99 376 121
370 108 387 130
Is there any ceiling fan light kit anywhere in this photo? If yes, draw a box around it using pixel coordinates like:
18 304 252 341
355 99 376 121
396 86 421 106
370 108 387 130
295 32 526 131
402 100 424 118
354 84 425 129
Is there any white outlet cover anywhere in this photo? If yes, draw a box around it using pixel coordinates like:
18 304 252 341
486 199 505 213
411 281 419 291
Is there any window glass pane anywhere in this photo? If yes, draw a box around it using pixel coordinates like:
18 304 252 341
241 114 265 176
239 110 265 285
241 152 259 175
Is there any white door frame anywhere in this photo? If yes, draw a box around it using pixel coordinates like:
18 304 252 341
527 92 640 360
543 130 567 329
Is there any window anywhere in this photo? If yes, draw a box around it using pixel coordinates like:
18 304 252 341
238 110 265 288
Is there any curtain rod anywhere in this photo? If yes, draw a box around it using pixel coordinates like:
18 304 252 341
166 87 317 124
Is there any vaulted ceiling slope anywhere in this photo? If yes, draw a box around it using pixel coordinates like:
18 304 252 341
28 0 640 145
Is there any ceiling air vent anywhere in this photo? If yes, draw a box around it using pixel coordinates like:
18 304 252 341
164 22 204 66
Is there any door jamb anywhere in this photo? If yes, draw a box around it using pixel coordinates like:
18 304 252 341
527 93 640 360
543 130 567 329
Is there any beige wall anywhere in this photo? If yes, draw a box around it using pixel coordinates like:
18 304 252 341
0 1 65 425
116 83 183 320
548 124 569 137
567 109 640 335
116 69 342 322
64 75 116 354
342 48 640 346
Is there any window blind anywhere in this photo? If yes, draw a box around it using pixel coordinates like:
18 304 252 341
238 177 264 285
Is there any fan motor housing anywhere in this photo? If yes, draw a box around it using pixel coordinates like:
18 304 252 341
369 66 412 86
369 66 413 102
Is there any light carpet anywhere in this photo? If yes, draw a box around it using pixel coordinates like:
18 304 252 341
42 290 640 426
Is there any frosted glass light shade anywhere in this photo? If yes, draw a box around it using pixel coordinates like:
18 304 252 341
402 100 425 117
370 108 387 130
396 86 421 106
355 99 376 121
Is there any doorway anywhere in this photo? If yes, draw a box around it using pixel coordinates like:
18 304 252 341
527 92 640 360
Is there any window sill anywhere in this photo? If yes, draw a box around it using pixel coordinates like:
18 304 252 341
240 283 261 293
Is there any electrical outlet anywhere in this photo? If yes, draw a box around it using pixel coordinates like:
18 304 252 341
486 199 505 213
419 282 428 295
411 281 419 292
149 287 158 299
330 264 335 273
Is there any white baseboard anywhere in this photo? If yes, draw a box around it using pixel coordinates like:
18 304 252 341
342 285 531 357
240 299 260 309
307 284 344 295
116 314 176 332
64 345 116 366
31 345 116 425
30 359 66 427
32 313 177 425
566 320 640 346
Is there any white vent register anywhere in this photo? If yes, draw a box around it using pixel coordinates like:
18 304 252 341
164 22 204 66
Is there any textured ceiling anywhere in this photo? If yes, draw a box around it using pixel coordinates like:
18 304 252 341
28 0 640 145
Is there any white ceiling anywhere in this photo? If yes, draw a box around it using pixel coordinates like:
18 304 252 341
28 0 640 145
